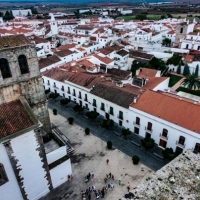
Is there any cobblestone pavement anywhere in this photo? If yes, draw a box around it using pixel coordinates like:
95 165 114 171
40 109 154 200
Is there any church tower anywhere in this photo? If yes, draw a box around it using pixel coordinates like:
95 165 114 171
0 34 51 133
50 13 58 36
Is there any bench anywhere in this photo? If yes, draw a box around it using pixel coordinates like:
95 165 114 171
131 140 141 147
153 152 164 159
112 131 121 136
82 115 88 119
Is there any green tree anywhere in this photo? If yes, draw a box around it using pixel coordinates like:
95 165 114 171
3 10 14 21
195 64 199 77
162 38 171 47
145 57 166 72
121 128 131 140
132 155 140 165
135 14 147 20
131 60 144 77
181 73 200 90
167 53 182 66
183 64 190 76
176 62 181 74
29 7 38 14
0 12 3 17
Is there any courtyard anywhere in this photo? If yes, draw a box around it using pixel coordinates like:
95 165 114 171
40 109 154 200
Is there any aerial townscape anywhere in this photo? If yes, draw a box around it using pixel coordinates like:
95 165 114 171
0 1 200 200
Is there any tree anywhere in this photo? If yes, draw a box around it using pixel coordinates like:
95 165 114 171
85 128 90 135
167 53 182 66
0 12 4 17
141 138 155 149
176 61 182 74
181 73 200 90
195 64 199 77
60 98 70 106
162 38 171 47
132 155 140 165
135 14 147 20
131 60 144 77
53 109 57 115
101 119 114 129
183 64 190 76
3 10 14 21
145 57 166 72
27 11 31 17
68 117 74 125
29 7 38 14
121 128 131 139
107 141 112 149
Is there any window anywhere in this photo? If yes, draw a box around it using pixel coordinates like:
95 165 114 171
0 58 12 79
162 129 168 138
180 27 183 33
101 102 105 111
147 122 152 131
194 143 200 153
18 55 29 74
84 94 88 101
178 136 185 145
93 99 97 107
79 91 82 98
54 82 56 88
110 107 113 115
198 46 200 51
47 80 50 85
159 139 167 149
68 87 70 94
73 89 76 96
118 111 123 120
136 117 140 125
186 44 189 49
61 85 64 91
0 163 9 186
134 127 139 134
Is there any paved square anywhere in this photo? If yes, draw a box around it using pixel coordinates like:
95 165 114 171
43 110 154 200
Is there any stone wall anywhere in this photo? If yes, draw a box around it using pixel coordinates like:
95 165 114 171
0 44 51 133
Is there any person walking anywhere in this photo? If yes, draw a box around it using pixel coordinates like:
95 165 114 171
111 175 114 180
127 182 131 192
106 159 109 164
109 172 111 179
118 180 121 185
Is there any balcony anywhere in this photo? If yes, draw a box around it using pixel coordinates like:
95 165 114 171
133 122 140 128
53 85 58 89
118 115 123 120
84 98 88 102
47 82 50 86
73 93 76 97
159 133 168 141
67 91 70 94
145 127 152 134
176 141 185 149
61 88 64 91
78 95 82 99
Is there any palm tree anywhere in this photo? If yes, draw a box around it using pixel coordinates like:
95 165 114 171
181 73 200 90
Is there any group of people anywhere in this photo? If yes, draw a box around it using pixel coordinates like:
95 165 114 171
104 172 114 184
84 171 94 183
81 184 114 199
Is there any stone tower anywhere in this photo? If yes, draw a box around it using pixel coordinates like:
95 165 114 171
174 21 195 46
50 13 58 36
0 34 51 133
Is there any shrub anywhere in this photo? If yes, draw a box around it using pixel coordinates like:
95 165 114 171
121 128 131 139
68 117 74 125
107 141 112 149
60 98 70 106
162 148 180 160
73 104 84 112
132 155 140 165
85 127 90 135
86 111 99 119
45 89 50 94
53 109 57 115
141 138 155 149
102 119 114 129
49 93 59 101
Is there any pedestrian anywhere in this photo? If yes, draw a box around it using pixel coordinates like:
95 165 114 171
127 182 131 192
110 183 114 190
85 177 88 183
111 175 114 180
118 180 121 185
106 159 109 164
109 172 111 179
104 177 107 184
88 193 91 200
91 171 94 177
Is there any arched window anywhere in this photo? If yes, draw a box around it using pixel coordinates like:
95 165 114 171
18 55 29 74
0 163 9 186
180 27 183 33
0 58 12 79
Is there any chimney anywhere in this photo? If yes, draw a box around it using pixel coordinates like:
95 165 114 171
133 97 137 103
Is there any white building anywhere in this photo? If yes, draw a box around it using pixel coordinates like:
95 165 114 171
12 9 32 17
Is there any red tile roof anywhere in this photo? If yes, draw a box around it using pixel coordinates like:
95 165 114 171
93 54 113 64
0 34 30 49
137 68 158 79
184 54 195 63
0 100 35 139
39 55 61 69
131 90 200 133
55 49 73 57
142 77 169 90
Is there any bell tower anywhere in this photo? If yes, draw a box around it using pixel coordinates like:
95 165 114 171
50 13 58 36
0 34 51 133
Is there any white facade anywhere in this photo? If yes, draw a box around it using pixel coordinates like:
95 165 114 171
12 9 32 17
50 13 58 36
